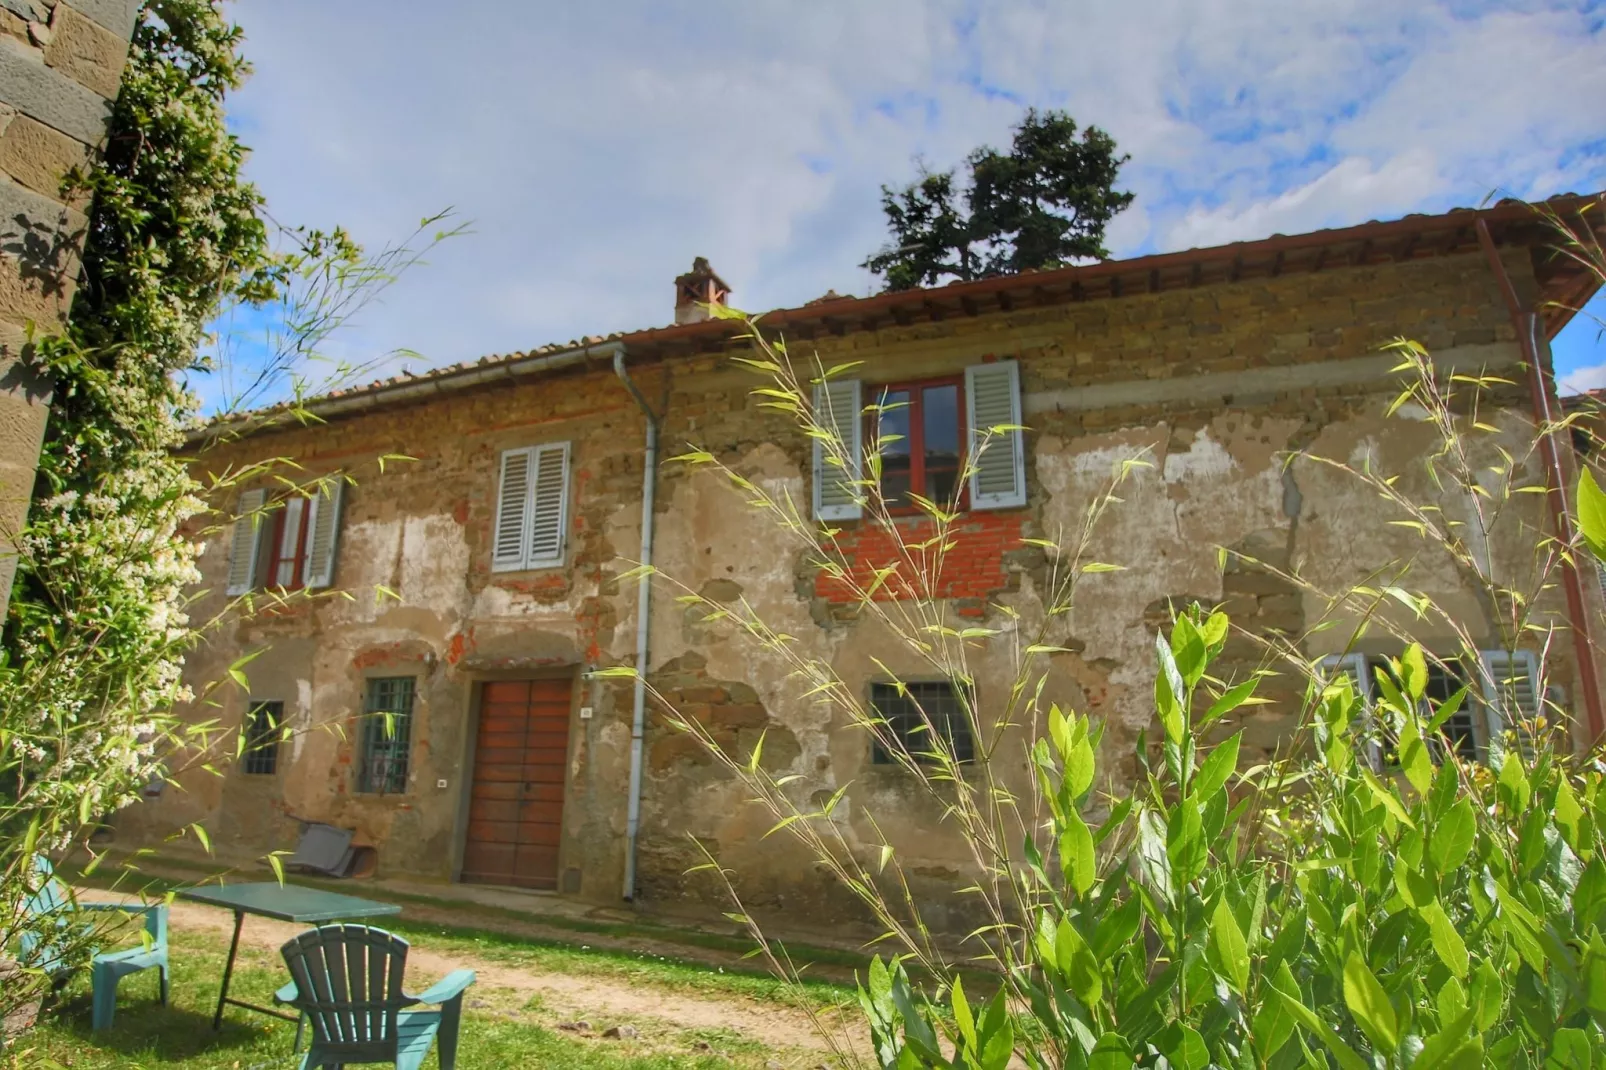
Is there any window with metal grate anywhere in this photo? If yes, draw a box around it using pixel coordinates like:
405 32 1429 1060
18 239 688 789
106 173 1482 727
243 700 282 775
358 677 416 794
869 680 975 765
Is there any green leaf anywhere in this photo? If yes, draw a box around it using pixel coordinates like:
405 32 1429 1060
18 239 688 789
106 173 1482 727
1470 958 1504 1032
1393 860 1436 908
1556 776 1585 852
1204 679 1260 724
1167 1024 1209 1070
1054 916 1103 1006
1167 798 1206 887
1172 613 1207 687
1498 753 1532 815
1252 961 1300 1060
1060 810 1097 895
1208 896 1250 993
977 988 1013 1070
1431 798 1476 874
1274 987 1370 1070
1412 1007 1481 1070
1155 631 1186 744
951 976 977 1053
1547 1028 1594 1070
1360 768 1416 828
1421 901 1469 978
1066 730 1096 801
1399 721 1435 798
1399 644 1428 702
1200 610 1230 652
1193 731 1242 802
1087 1032 1133 1070
1578 468 1606 562
1342 950 1399 1055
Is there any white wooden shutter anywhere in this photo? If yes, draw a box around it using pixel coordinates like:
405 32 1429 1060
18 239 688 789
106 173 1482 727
273 497 305 587
1480 649 1541 759
812 378 863 522
301 479 345 589
526 442 571 567
225 488 266 596
1321 653 1379 770
965 360 1027 510
492 448 534 572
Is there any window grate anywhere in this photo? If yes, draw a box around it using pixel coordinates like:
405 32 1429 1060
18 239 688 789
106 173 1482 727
243 701 282 775
358 677 416 794
870 681 975 765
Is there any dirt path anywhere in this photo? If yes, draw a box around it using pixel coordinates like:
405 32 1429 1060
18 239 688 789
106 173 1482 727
168 898 863 1061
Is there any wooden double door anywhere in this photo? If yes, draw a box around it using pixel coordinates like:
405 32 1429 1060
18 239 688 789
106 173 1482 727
460 678 573 890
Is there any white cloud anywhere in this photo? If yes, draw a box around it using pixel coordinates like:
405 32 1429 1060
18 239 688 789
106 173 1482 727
219 0 1606 384
1561 362 1606 396
1164 151 1444 250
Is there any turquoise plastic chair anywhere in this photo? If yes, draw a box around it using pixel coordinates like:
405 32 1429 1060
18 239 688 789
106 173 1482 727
18 856 169 1030
275 924 474 1070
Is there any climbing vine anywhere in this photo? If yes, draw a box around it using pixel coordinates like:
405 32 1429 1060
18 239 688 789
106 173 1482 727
0 0 450 1022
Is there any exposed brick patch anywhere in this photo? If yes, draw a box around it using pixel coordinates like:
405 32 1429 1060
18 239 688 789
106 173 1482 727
814 511 1027 606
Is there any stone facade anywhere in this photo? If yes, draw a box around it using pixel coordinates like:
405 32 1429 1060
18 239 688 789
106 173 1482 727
116 211 1602 935
0 0 136 608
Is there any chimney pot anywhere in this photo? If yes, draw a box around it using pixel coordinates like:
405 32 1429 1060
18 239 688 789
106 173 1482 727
673 257 731 325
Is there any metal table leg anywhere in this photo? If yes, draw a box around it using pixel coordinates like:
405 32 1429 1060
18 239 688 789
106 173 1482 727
209 908 300 1029
212 909 244 1030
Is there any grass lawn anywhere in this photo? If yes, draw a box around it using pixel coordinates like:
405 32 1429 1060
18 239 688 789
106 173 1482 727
15 900 859 1069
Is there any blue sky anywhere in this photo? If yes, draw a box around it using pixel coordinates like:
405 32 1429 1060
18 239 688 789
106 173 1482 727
215 0 1606 407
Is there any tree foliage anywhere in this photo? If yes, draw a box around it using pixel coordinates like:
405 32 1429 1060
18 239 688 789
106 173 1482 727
863 109 1134 291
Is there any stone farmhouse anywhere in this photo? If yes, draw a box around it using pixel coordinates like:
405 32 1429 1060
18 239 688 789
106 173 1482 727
117 195 1606 932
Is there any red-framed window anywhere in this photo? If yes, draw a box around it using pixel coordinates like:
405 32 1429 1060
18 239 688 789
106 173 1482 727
870 377 966 511
266 496 311 590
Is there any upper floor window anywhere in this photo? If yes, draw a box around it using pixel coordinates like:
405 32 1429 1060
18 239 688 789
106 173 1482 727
226 480 345 596
492 443 571 572
869 680 975 765
813 360 1025 522
242 700 283 776
1320 649 1542 766
872 378 964 511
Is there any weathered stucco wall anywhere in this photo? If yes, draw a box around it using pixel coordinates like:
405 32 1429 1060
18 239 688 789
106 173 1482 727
119 246 1574 930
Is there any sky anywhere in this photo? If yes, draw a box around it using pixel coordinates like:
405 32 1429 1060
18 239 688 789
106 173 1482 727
215 0 1606 408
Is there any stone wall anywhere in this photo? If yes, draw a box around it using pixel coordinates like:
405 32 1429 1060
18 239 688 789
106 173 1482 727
117 245 1576 933
0 0 136 607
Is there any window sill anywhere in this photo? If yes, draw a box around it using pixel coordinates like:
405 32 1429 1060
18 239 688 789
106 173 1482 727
490 559 566 575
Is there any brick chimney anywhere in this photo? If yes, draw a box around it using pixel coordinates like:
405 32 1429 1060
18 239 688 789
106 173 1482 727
673 257 730 325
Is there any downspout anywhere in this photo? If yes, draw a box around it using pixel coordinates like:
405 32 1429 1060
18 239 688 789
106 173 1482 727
613 347 660 901
1476 218 1606 745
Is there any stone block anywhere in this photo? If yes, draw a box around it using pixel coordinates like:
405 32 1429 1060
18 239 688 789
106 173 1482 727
0 9 29 47
0 112 89 199
59 0 137 39
0 247 76 325
0 34 110 141
44 2 127 99
0 0 48 22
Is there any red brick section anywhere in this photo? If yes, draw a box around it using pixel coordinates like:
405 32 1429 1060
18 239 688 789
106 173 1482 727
815 512 1026 615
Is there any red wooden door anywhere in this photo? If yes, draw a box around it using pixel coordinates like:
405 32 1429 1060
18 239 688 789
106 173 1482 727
460 678 572 889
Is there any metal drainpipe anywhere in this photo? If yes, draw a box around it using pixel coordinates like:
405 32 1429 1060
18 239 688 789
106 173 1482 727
1476 218 1606 745
613 347 659 901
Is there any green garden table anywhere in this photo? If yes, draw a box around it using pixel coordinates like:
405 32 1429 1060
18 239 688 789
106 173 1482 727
177 882 402 1029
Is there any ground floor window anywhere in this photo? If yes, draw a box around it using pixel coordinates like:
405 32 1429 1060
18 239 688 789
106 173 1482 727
1320 650 1541 766
243 700 283 775
358 677 416 794
869 680 975 764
